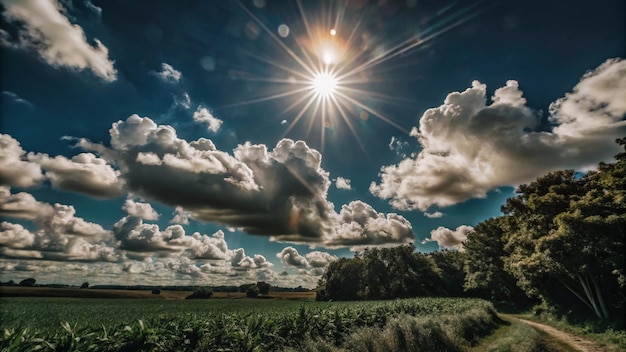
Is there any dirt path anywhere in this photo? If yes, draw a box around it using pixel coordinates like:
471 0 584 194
501 314 612 352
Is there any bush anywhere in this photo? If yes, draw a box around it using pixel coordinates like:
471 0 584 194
18 278 36 287
80 282 89 289
186 288 213 299
152 288 161 295
246 286 260 298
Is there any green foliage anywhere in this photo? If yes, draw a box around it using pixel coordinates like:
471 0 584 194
466 137 626 324
256 281 271 295
316 244 445 301
0 297 496 352
18 278 35 287
463 217 533 306
246 286 260 298
428 250 467 297
185 287 213 299
80 282 89 289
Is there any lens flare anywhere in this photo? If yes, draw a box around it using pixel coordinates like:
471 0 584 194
224 0 488 154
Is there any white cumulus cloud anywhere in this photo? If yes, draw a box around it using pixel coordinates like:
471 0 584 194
0 0 117 81
155 63 181 83
371 59 626 211
193 106 223 132
335 177 352 190
424 225 473 251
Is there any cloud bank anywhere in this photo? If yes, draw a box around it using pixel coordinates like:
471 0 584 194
1 115 414 249
371 58 626 211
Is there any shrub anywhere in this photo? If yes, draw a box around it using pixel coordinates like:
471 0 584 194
152 288 161 295
18 278 36 287
246 286 260 298
186 288 213 299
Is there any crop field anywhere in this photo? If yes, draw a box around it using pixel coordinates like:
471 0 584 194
1 297 500 351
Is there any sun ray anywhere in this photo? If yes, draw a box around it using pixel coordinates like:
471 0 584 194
334 90 410 134
226 0 488 153
218 86 310 110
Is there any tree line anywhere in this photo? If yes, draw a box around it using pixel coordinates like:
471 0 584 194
317 138 625 326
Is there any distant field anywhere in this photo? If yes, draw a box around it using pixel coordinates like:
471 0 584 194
0 286 316 300
1 297 499 351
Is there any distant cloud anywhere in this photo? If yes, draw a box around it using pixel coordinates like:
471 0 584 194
0 134 44 188
423 225 473 251
281 120 287 125
193 106 223 132
231 248 273 270
154 63 182 83
0 0 117 81
335 177 352 190
424 211 443 218
276 246 337 277
170 206 190 225
2 91 33 106
388 136 409 157
277 246 308 267
122 198 159 220
371 58 626 211
326 200 414 250
0 188 116 261
174 92 191 110
30 152 124 198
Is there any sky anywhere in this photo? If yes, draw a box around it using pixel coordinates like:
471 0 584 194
0 0 624 288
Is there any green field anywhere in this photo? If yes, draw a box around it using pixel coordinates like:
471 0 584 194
1 297 500 351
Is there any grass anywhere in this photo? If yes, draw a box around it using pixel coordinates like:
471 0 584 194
1 297 499 351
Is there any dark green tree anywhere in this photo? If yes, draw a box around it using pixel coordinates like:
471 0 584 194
316 257 364 301
463 217 530 305
80 282 89 289
256 281 271 295
428 250 466 297
246 285 260 298
502 138 626 321
316 244 444 300
18 278 36 287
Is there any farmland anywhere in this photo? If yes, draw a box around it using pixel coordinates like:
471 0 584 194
1 297 499 351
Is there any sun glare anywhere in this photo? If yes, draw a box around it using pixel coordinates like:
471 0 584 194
228 1 486 153
311 72 337 98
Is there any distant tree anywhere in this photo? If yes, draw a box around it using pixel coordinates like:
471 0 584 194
152 287 161 295
246 285 260 298
18 278 36 287
316 244 445 301
186 287 213 299
80 282 89 289
317 257 364 301
256 281 271 295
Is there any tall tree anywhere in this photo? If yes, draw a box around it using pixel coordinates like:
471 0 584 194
502 138 626 320
429 250 466 297
463 217 530 304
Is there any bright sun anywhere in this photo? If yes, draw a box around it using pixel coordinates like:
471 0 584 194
311 72 338 98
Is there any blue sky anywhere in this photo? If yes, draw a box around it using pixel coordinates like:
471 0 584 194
1 0 624 288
